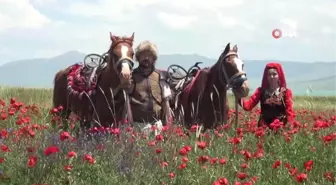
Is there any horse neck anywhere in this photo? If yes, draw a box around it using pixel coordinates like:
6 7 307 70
99 55 120 89
209 60 227 92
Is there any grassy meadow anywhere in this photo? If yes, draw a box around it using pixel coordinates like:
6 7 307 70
0 86 335 185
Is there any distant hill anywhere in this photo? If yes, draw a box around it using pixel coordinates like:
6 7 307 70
0 51 335 96
288 75 336 89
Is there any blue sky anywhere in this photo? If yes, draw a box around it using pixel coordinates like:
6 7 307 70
0 0 335 65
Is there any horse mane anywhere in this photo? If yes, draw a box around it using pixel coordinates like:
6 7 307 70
210 47 225 64
210 45 237 72
209 49 225 75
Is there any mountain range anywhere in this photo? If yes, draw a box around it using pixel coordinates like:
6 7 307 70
0 51 335 96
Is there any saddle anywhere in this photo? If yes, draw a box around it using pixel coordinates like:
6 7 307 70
171 70 198 92
67 53 108 99
166 62 203 109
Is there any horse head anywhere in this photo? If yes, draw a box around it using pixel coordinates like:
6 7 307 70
106 32 135 83
217 43 249 98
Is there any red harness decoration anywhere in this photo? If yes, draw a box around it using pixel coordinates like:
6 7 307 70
67 64 98 97
181 70 201 111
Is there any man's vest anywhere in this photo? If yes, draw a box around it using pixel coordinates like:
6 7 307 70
130 68 169 122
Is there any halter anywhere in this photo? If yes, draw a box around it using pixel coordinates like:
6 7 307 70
217 51 247 90
108 39 135 76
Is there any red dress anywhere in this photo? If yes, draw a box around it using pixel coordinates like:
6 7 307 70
239 62 295 127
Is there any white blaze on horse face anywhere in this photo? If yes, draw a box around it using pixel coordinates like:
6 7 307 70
234 57 246 78
121 62 130 72
121 45 129 59
120 45 131 76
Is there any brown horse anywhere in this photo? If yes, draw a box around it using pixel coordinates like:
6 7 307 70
53 32 135 129
170 43 249 130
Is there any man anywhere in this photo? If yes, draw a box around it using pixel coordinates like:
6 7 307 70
129 40 172 127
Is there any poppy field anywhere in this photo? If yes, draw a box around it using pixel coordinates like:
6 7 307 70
0 86 335 185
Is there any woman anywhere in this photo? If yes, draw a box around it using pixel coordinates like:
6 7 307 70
238 62 295 128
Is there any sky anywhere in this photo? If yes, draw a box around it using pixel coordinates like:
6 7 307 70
0 0 335 65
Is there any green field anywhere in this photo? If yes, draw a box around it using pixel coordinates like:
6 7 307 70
0 86 335 185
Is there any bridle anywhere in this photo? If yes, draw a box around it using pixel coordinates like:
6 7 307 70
217 51 247 90
217 50 248 129
108 39 135 76
105 39 135 125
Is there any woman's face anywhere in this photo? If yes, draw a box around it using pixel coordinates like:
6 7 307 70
267 68 279 86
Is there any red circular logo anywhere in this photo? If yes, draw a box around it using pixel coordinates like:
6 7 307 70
272 29 282 39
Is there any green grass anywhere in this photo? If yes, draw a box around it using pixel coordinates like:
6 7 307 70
1 86 335 110
0 86 335 185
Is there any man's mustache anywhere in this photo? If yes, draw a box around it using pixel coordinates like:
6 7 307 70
141 59 150 63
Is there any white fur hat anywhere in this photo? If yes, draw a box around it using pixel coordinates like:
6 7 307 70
135 40 158 62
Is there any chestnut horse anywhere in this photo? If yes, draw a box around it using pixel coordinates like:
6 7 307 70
171 43 249 130
53 32 135 129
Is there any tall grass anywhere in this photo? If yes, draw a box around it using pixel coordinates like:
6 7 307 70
1 86 335 110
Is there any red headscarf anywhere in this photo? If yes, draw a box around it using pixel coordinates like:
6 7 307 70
261 62 287 89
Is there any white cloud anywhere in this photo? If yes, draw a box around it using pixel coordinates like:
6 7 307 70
321 26 333 34
280 19 298 30
157 12 198 30
217 15 237 27
31 0 57 6
313 3 336 19
0 13 12 30
0 0 50 31
169 0 245 10
0 0 335 65
66 0 158 21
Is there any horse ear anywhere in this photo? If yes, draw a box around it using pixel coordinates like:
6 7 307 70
110 32 117 43
233 44 238 52
224 43 231 54
130 32 134 41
